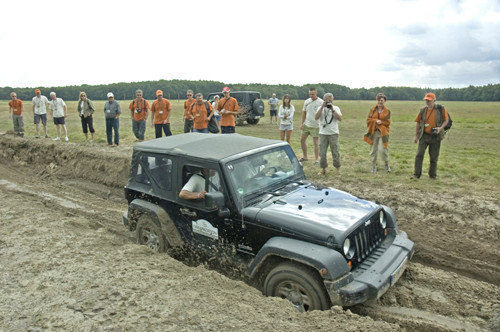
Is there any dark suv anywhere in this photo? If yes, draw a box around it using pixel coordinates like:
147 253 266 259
123 133 414 311
207 91 265 125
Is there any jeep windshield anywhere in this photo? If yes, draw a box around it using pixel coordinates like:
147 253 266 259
225 146 303 204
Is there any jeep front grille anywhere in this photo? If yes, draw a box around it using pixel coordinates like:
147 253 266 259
349 213 386 268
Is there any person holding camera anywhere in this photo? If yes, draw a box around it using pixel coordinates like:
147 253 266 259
411 92 449 180
129 89 149 142
314 93 342 176
364 93 391 173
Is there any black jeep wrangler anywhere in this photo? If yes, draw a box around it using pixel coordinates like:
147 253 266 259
123 133 414 311
207 91 265 125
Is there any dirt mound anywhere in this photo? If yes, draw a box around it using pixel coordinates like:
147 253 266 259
0 137 131 188
0 134 499 331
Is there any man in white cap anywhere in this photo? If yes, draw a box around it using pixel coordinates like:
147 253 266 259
216 86 239 134
48 92 69 141
104 92 122 146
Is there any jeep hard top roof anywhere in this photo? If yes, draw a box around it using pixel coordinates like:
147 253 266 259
133 133 286 162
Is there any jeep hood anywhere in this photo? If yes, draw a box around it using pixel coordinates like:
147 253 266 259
242 185 378 242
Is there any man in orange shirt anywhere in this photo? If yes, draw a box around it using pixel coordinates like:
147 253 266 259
188 93 214 133
217 86 239 134
150 90 172 138
183 89 195 133
129 89 149 141
8 92 24 137
411 93 449 180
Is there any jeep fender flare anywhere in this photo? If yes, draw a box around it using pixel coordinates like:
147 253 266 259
129 199 184 247
381 205 398 230
247 237 350 281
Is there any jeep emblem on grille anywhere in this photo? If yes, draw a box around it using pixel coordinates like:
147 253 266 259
365 220 371 227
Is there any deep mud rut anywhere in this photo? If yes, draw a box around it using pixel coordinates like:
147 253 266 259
0 134 499 331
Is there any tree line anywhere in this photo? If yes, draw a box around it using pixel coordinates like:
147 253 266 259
1 80 499 101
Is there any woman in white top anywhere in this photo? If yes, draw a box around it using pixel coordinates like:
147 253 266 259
278 94 294 144
212 95 221 122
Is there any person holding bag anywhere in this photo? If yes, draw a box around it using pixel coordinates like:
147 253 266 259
77 91 96 143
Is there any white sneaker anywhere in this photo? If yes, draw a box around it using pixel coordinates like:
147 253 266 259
65 137 69 141
53 137 60 141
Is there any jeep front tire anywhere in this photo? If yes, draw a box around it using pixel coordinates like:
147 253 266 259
264 262 331 312
136 215 168 253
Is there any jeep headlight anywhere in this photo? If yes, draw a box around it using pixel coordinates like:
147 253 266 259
343 238 355 259
379 210 386 229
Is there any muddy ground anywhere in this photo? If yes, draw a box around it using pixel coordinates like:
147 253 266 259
0 134 499 331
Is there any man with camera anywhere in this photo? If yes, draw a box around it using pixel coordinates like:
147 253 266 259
314 93 342 176
411 93 449 180
129 89 150 141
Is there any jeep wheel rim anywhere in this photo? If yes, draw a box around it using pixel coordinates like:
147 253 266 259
277 282 311 312
142 228 160 251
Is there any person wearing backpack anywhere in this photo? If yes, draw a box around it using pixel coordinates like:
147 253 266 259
411 93 449 180
189 93 214 133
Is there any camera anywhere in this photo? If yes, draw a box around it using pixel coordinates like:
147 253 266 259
325 101 332 108
432 127 439 134
135 109 142 114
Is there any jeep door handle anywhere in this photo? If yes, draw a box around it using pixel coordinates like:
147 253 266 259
180 208 197 217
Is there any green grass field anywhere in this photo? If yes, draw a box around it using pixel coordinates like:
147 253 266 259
1 98 499 197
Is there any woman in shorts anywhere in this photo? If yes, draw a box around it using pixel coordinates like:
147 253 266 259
278 94 295 144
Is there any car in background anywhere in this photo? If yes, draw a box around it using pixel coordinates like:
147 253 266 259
207 91 265 125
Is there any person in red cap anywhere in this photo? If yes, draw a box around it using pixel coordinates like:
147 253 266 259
411 92 449 180
150 90 172 138
32 88 50 138
217 87 239 134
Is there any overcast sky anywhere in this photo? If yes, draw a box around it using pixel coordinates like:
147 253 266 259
1 0 499 89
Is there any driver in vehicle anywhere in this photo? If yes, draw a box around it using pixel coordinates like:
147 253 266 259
179 168 219 200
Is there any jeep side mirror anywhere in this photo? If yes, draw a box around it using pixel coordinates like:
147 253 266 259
205 191 225 210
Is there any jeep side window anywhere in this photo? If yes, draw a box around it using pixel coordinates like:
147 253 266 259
135 155 172 190
134 163 150 186
233 94 244 103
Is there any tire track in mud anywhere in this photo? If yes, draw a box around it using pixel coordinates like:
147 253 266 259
1 134 500 331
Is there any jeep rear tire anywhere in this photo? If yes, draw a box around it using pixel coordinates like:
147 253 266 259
264 262 330 312
136 215 168 253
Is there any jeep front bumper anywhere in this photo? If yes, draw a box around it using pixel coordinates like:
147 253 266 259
324 231 414 307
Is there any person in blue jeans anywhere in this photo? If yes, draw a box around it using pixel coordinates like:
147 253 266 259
104 92 122 147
